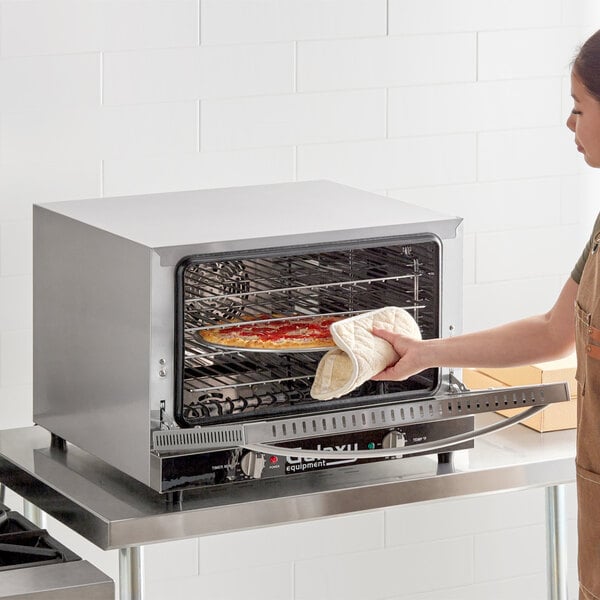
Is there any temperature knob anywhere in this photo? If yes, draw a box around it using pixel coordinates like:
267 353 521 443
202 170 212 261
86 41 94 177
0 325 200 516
382 431 406 449
240 452 266 479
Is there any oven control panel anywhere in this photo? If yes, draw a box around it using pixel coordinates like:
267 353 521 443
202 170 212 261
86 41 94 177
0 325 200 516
157 416 475 491
238 418 473 480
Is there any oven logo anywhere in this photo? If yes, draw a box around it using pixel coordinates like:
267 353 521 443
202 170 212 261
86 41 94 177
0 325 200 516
285 443 358 473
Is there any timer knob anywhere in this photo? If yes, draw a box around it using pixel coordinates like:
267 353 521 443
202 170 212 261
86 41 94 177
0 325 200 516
382 430 406 449
240 452 266 479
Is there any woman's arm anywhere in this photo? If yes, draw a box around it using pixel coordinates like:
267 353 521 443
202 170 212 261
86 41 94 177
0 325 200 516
372 277 578 381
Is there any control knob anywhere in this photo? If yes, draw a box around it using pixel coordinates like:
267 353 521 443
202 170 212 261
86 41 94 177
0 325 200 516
240 452 266 479
382 430 406 449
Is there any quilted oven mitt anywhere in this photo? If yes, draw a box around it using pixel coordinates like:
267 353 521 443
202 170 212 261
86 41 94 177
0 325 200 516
310 306 421 401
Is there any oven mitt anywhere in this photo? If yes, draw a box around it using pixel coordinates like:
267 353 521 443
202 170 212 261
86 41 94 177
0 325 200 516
310 306 421 401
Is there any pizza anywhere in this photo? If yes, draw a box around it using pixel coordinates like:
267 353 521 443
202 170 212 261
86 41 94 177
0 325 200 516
198 314 341 350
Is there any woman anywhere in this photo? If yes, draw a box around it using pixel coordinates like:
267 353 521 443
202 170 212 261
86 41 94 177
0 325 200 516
373 29 600 600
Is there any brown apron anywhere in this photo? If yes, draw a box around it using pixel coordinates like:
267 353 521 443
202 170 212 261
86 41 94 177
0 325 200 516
575 230 600 599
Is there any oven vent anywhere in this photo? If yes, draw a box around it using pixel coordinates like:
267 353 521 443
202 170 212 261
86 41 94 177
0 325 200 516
152 426 244 453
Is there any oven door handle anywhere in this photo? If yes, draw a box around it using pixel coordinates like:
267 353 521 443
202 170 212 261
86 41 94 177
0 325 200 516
241 405 545 460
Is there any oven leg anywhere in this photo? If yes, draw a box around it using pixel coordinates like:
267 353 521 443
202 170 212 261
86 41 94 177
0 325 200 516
165 490 183 507
545 484 568 600
50 432 67 451
437 451 452 464
119 546 145 600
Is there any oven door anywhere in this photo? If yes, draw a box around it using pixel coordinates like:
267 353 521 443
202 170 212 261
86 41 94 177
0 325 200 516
174 235 442 429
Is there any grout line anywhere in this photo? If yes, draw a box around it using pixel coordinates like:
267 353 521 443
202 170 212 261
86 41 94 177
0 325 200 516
293 40 298 180
196 538 201 576
386 0 390 37
99 52 104 105
385 87 389 139
291 560 295 599
293 40 298 93
475 31 480 82
197 0 201 45
197 100 201 152
293 145 297 181
100 159 105 197
475 131 479 182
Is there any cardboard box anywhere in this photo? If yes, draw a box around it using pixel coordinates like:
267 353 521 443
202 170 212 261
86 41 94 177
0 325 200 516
462 354 577 432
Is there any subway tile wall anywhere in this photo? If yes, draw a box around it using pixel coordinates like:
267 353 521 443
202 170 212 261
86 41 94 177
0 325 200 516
0 0 595 598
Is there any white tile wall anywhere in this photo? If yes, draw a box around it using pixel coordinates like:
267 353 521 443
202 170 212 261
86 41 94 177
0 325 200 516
0 277 31 331
385 488 546 545
474 524 547 581
1 221 32 277
297 34 476 92
388 0 562 34
398 574 548 600
103 44 295 105
388 79 562 136
103 147 295 196
0 386 32 431
388 178 564 233
1 103 198 161
463 234 476 285
200 0 387 45
478 127 580 181
0 156 101 221
0 54 100 111
1 330 33 388
297 134 477 189
0 0 593 598
198 512 384 575
295 537 474 599
476 225 581 282
145 564 293 600
478 28 582 81
200 89 385 151
562 1 600 27
0 0 199 56
464 277 566 331
145 539 199 582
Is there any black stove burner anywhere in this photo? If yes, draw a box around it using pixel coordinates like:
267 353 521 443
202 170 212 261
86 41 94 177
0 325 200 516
0 505 79 571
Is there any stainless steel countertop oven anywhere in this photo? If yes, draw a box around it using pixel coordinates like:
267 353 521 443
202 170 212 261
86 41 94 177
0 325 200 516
32 180 569 496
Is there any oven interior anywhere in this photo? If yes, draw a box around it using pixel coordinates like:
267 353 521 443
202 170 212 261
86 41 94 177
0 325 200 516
175 237 441 428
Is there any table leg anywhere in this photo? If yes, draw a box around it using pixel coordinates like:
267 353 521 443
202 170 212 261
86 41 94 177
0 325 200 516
119 546 145 600
23 499 47 528
546 484 568 600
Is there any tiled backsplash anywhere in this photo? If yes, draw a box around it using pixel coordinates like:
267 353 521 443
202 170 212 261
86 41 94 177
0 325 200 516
0 0 594 597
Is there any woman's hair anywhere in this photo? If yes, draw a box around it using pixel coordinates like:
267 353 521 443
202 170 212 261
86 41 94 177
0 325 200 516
574 30 600 102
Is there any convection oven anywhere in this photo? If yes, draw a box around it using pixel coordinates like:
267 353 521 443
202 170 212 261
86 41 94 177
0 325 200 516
32 181 569 495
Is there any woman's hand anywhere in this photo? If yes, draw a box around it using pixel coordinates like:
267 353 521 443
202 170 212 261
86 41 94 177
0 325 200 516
370 278 577 381
371 328 428 381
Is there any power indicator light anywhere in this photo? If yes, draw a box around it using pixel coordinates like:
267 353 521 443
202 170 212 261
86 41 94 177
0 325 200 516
367 442 376 449
269 456 279 464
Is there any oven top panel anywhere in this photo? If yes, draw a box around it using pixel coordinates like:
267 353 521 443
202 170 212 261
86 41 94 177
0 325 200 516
35 180 462 254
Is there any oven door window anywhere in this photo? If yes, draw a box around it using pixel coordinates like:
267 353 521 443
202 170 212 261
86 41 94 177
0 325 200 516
174 237 441 427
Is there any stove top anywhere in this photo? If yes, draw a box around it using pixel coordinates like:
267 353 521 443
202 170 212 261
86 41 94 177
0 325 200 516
0 503 79 571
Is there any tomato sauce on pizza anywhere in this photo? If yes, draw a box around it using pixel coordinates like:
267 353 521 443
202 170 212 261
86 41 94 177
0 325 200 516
199 314 341 350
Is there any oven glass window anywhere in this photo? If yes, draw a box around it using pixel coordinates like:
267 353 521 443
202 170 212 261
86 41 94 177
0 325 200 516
174 238 440 426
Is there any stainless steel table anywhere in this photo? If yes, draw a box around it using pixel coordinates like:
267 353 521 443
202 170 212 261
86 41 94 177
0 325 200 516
0 416 576 600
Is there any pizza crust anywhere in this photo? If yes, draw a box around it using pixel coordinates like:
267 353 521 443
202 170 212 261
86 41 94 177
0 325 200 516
198 314 340 350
